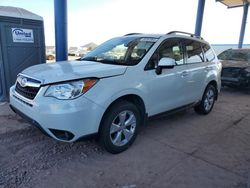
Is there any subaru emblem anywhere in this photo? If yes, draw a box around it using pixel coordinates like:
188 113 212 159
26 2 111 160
18 77 28 87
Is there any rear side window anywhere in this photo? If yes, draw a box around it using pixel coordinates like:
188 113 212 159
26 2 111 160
184 40 204 64
202 44 216 62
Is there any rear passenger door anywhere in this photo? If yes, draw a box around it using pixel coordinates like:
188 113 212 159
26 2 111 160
183 39 208 102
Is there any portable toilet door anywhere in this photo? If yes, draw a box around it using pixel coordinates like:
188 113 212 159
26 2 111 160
0 41 6 102
0 6 45 102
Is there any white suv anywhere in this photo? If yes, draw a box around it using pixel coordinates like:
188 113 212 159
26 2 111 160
9 31 222 153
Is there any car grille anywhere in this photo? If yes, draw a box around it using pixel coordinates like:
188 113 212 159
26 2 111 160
222 67 242 78
15 77 41 100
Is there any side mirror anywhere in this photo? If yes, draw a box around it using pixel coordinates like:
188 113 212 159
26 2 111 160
156 57 175 75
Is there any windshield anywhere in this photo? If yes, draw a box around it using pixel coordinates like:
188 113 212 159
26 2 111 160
218 50 250 62
81 36 157 65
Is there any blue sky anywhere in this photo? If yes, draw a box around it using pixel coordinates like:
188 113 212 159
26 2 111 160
0 0 249 46
0 0 114 15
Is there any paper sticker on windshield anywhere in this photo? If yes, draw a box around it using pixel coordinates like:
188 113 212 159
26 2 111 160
140 38 158 42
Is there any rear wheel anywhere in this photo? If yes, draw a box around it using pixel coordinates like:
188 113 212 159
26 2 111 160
99 100 141 154
194 84 216 115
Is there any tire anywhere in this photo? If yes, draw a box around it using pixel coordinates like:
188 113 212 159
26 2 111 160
194 84 216 115
99 100 141 154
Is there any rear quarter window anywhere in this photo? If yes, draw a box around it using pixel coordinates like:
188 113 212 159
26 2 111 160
184 40 204 64
202 44 216 62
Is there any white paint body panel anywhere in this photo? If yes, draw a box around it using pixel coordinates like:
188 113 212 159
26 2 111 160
22 61 127 84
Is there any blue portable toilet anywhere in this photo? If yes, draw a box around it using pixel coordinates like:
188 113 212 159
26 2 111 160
0 6 45 102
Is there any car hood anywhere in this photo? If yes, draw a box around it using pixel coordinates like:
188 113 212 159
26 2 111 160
221 60 250 68
21 60 127 84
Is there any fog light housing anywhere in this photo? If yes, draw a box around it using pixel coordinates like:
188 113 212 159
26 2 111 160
49 129 74 141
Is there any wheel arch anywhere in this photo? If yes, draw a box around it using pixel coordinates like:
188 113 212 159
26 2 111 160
207 80 218 100
98 94 147 134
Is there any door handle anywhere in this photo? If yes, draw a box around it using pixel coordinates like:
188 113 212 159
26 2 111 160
205 66 212 71
181 71 189 77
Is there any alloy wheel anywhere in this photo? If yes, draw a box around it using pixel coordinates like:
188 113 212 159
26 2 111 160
204 88 215 111
109 110 136 146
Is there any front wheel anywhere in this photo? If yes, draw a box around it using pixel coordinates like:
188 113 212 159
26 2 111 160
194 84 216 115
99 101 141 154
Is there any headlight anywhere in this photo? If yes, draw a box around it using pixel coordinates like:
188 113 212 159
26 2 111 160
244 67 250 72
243 67 250 77
44 79 98 100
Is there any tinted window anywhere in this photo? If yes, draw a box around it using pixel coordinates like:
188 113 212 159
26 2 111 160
146 38 184 70
202 44 215 62
184 40 204 64
217 50 230 60
218 49 250 62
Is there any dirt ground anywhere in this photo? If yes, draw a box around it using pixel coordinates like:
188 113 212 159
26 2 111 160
0 88 250 188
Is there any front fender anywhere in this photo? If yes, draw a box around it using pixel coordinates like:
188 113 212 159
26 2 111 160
84 75 149 114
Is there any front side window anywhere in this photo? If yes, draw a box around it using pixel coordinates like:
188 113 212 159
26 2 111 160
81 36 157 65
146 38 184 70
184 40 204 64
217 50 230 60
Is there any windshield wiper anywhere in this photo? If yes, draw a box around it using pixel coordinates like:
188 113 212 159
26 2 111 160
80 56 97 61
80 56 125 65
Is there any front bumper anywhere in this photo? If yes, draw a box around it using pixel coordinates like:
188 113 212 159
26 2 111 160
221 76 250 88
9 104 51 138
9 86 105 142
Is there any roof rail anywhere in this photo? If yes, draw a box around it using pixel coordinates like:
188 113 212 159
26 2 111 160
124 33 142 36
166 31 204 40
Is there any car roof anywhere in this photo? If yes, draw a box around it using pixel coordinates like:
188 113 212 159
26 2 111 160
225 48 250 52
123 33 163 38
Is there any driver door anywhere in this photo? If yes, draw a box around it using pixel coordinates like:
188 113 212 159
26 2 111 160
144 38 189 116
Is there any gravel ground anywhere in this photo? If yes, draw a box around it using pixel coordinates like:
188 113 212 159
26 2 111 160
0 88 250 188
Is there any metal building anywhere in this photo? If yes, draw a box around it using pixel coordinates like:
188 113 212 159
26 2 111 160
195 0 249 48
0 6 45 102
